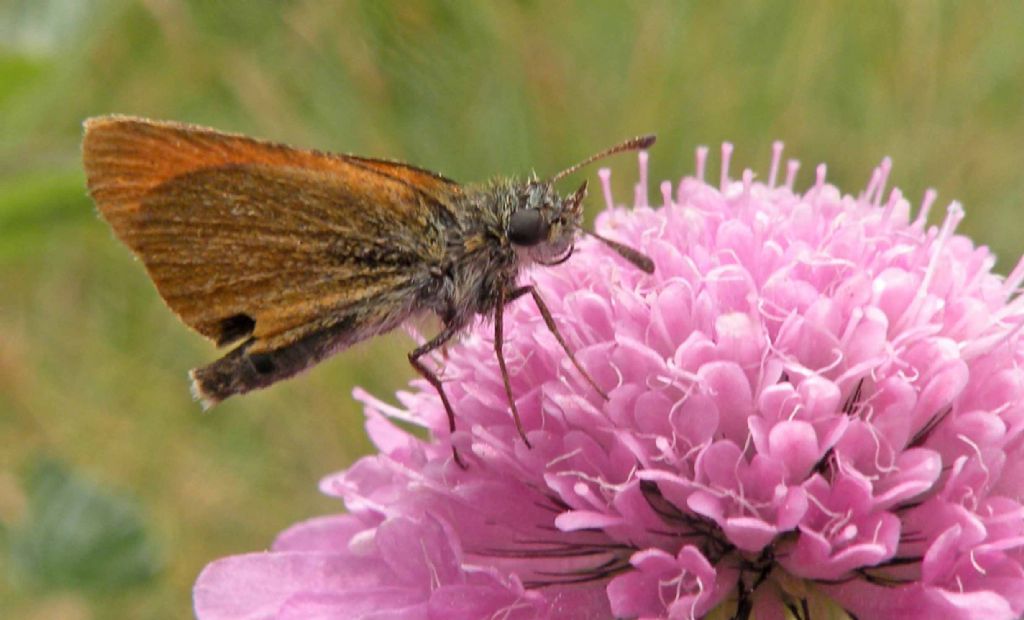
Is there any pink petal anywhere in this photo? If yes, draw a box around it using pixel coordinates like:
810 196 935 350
723 517 778 552
278 593 426 620
194 552 388 620
873 448 942 509
767 420 820 481
554 510 625 531
272 515 365 553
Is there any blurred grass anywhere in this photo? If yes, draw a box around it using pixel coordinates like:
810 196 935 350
0 1 1022 618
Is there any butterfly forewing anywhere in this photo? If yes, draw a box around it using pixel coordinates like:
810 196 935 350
82 116 460 352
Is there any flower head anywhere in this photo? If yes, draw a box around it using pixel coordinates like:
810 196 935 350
195 143 1024 619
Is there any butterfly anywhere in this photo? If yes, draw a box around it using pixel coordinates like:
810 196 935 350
83 116 654 465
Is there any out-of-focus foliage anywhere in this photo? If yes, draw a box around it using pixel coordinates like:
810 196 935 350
1 1 1021 617
5 459 162 591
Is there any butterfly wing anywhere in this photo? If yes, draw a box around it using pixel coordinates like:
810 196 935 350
83 115 461 355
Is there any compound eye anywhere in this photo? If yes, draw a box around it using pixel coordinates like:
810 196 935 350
507 208 549 247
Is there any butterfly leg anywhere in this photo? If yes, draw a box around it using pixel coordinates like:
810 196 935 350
409 324 467 468
494 290 532 448
509 285 609 401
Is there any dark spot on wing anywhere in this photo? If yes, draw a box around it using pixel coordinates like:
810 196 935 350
217 313 256 346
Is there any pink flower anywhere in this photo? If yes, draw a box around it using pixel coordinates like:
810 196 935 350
194 143 1024 619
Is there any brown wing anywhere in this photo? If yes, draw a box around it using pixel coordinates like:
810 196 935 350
82 115 462 352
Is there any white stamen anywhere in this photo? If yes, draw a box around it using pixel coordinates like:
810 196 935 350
874 157 892 206
695 145 709 181
768 140 784 188
720 142 734 191
655 435 672 454
660 180 674 209
785 159 800 189
423 539 441 590
914 188 938 229
742 168 754 197
806 490 844 521
1003 254 1024 299
489 600 534 620
815 163 828 192
838 307 864 349
970 549 988 575
636 150 649 207
863 166 881 206
957 433 990 485
898 201 963 332
546 447 584 468
598 167 614 211
689 575 706 620
882 188 903 221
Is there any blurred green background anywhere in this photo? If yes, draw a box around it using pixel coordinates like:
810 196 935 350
1 1 1022 618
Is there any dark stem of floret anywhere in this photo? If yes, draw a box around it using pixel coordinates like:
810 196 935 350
474 539 637 588
811 378 869 478
842 378 866 415
908 405 953 448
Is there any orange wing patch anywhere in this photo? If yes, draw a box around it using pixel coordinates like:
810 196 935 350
82 116 459 349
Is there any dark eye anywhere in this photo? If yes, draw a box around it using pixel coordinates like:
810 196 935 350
507 208 549 247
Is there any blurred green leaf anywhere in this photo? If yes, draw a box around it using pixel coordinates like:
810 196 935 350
5 458 162 592
0 53 50 105
0 170 88 261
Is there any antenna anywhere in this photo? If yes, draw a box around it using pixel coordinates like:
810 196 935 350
588 231 655 274
549 134 656 183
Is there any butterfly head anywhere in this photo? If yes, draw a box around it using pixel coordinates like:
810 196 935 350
506 180 586 266
504 134 657 272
